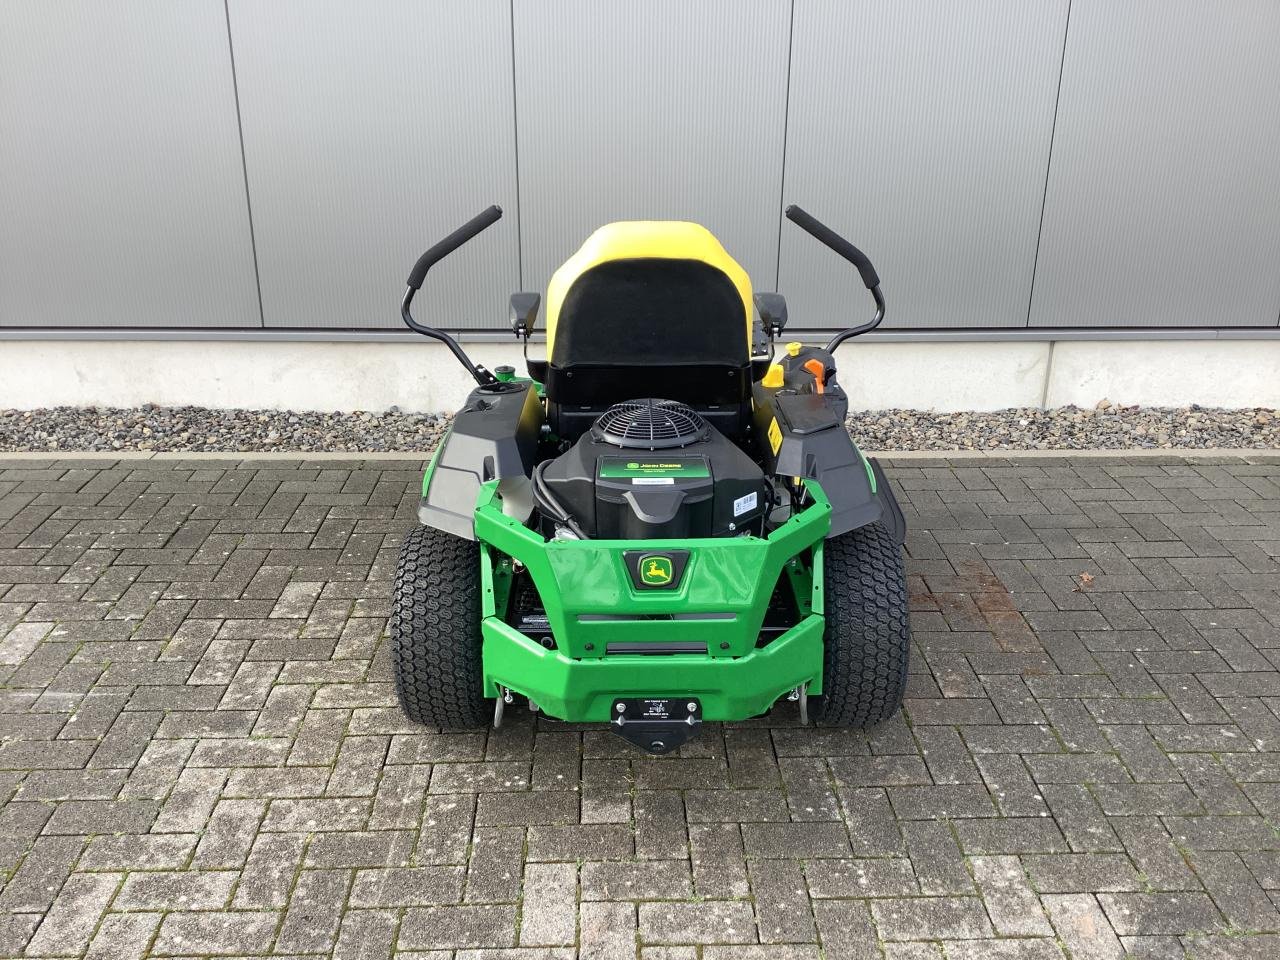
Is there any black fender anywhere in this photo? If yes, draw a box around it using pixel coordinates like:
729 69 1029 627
868 457 906 546
419 381 542 540
753 385 905 543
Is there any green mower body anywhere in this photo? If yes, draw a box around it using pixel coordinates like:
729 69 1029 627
391 206 911 753
474 471 829 724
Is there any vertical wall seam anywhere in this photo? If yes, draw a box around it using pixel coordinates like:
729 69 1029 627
221 0 265 328
1025 0 1073 329
773 0 797 292
509 0 523 290
1040 339 1057 409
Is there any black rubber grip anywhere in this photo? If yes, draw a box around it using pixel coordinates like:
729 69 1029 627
785 204 880 290
406 205 503 290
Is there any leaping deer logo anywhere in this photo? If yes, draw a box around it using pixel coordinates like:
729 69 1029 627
640 556 674 585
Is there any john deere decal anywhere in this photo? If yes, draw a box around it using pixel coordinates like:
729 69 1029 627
639 555 674 586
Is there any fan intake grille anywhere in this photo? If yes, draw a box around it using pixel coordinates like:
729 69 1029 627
592 399 709 449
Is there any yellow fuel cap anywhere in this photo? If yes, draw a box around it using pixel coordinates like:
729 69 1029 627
785 341 802 357
762 363 785 388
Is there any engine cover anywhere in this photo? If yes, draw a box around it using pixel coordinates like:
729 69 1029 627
539 400 768 539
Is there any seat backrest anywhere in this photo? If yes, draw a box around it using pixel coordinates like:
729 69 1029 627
552 257 748 368
542 221 754 422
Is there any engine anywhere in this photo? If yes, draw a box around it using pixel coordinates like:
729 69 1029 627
534 399 769 539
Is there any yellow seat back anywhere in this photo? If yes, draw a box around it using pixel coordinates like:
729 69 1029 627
544 221 753 358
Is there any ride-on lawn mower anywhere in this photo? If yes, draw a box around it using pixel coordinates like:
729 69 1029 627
391 204 909 754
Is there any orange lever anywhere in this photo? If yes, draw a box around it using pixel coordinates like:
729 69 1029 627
803 358 826 394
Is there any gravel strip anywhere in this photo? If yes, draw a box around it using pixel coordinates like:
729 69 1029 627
0 403 1275 453
847 404 1276 451
0 406 448 454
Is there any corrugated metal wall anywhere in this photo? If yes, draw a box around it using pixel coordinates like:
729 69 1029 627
781 0 1068 330
2 1 1278 333
1029 0 1280 329
0 1 260 328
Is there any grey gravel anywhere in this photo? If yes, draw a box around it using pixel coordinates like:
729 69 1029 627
846 403 1277 451
0 405 447 453
0 402 1274 453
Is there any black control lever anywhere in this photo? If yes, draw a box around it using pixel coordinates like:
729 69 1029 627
401 205 504 386
784 205 886 352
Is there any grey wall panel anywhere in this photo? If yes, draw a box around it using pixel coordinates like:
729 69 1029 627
227 1 518 329
1030 0 1280 328
0 1 259 328
514 0 791 294
780 0 1068 330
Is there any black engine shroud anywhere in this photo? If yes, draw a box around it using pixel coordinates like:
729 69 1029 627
539 400 769 540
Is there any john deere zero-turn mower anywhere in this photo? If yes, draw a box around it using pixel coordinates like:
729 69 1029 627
391 204 909 753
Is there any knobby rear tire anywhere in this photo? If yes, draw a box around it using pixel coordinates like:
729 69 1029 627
813 521 910 727
390 524 487 728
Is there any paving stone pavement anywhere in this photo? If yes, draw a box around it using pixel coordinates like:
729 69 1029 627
2 453 1280 960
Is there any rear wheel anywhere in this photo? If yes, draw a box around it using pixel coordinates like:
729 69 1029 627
390 525 487 727
812 521 910 726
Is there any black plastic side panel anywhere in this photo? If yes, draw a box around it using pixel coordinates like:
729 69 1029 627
754 385 881 538
774 393 841 434
869 457 907 546
419 382 542 539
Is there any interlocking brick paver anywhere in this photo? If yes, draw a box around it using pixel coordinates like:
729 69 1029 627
944 941 1067 960
638 900 757 945
397 903 518 950
812 899 879 960
464 825 524 903
632 790 688 858
2 454 1279 956
520 862 579 946
0 834 83 911
1044 893 1126 960
689 822 750 898
1022 852 1145 893
332 908 397 960
971 854 1054 935
1097 891 1223 936
901 819 972 895
24 871 119 956
870 895 993 940
580 859 693 901
805 856 919 899
152 910 280 956
113 869 237 910
580 900 636 960
748 858 815 943
276 868 351 952
84 911 162 960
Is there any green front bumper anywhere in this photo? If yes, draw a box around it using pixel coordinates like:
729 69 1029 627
473 481 831 723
